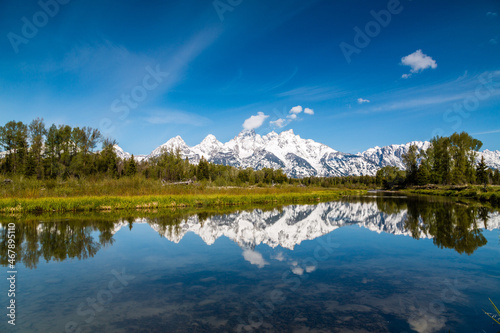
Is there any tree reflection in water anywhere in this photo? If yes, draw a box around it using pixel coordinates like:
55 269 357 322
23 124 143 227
0 196 496 268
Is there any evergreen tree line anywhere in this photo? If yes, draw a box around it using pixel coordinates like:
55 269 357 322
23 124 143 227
377 132 500 189
0 119 291 185
0 118 108 179
299 175 377 188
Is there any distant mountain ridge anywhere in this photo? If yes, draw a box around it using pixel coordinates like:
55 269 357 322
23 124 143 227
114 129 500 177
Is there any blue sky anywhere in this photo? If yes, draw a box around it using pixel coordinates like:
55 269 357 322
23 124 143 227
0 0 499 154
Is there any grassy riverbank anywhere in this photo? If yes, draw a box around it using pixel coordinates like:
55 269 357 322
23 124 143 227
0 175 368 198
402 185 500 206
0 187 364 214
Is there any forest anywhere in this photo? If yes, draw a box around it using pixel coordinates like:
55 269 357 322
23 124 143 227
0 119 499 191
0 118 289 186
377 132 500 189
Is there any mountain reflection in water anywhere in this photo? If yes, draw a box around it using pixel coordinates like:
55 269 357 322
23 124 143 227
1 197 498 269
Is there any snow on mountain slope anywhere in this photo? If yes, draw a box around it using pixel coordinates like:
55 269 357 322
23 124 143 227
359 141 431 170
112 145 147 162
481 149 500 170
147 136 191 159
111 130 499 177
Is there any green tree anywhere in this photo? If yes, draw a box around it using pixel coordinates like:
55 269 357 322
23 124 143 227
402 144 419 185
124 155 137 177
24 153 37 177
97 138 119 178
0 121 28 174
44 124 59 178
429 136 451 184
493 169 500 185
416 163 430 185
449 132 482 184
28 118 46 179
476 155 488 187
197 157 210 181
376 166 405 189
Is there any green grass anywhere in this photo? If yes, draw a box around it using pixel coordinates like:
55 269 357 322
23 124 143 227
402 185 500 206
0 189 364 214
483 298 500 325
0 175 366 214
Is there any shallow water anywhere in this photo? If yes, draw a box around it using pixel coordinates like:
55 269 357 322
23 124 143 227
1 195 499 332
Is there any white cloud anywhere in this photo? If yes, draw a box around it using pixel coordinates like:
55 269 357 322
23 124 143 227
357 98 370 104
408 314 446 333
270 118 288 128
292 267 304 275
269 105 315 129
401 50 437 77
289 105 303 114
242 249 269 268
271 252 285 262
305 266 316 273
243 112 269 130
489 37 498 45
487 12 498 17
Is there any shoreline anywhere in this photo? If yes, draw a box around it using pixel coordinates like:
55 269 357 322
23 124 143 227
0 189 365 214
400 185 500 206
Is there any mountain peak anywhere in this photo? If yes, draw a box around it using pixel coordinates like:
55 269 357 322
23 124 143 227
201 134 218 143
238 129 256 137
165 135 186 145
117 131 498 177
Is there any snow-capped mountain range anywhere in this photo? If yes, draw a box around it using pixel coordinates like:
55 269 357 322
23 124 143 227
115 129 500 177
110 201 500 250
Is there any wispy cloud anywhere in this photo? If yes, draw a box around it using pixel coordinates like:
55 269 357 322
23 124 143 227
335 71 500 117
471 129 500 135
270 118 286 128
145 110 211 126
271 252 285 261
277 86 344 101
357 98 370 104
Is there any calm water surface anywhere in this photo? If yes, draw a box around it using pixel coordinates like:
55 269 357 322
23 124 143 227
1 195 499 333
